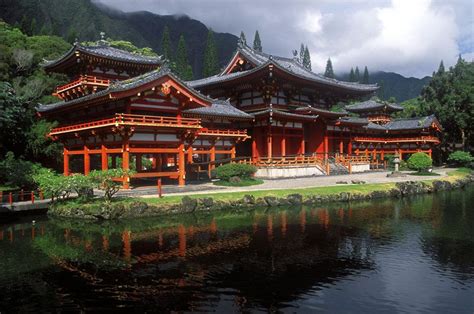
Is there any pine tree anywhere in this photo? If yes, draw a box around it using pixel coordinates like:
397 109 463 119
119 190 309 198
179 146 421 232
239 31 246 44
303 46 311 71
355 66 360 82
202 29 219 77
161 26 173 61
324 58 335 78
437 60 445 75
253 30 262 52
66 27 78 44
175 35 193 80
20 15 31 35
39 24 52 35
349 68 355 82
299 43 305 62
30 18 37 35
362 66 369 84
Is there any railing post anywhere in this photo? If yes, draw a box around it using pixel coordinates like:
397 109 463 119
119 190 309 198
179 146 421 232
20 189 24 201
9 192 13 205
31 192 35 204
39 189 44 200
0 191 2 203
157 178 163 198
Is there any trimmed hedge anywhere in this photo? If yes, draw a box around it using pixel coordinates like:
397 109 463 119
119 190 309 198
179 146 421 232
215 163 257 181
448 151 473 166
407 152 432 172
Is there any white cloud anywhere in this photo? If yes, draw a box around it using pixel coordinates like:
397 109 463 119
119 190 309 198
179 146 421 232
96 0 472 78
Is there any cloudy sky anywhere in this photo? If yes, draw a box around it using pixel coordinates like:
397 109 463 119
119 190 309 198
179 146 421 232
96 0 473 78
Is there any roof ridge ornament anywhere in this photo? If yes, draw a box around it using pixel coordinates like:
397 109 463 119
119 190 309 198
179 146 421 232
98 32 109 46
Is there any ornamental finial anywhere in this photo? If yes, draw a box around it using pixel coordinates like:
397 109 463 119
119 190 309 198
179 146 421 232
100 32 106 40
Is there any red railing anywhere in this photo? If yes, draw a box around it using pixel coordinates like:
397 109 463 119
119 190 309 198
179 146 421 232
55 75 110 95
0 189 44 205
353 136 440 144
199 128 248 137
49 113 202 135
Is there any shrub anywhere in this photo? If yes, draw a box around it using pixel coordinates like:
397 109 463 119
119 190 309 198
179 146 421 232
65 174 93 201
407 152 432 172
33 168 69 201
447 151 473 166
215 163 257 181
89 169 132 203
0 152 42 188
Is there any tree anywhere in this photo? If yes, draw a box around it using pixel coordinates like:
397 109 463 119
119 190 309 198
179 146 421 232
299 43 305 63
175 34 193 80
202 29 219 77
239 31 246 44
362 66 369 84
30 18 37 36
253 30 262 52
355 66 360 82
66 27 78 44
161 25 173 61
437 60 445 75
349 68 355 82
407 152 432 172
89 169 131 203
303 45 311 71
447 151 473 166
324 58 335 78
420 57 474 150
12 49 34 72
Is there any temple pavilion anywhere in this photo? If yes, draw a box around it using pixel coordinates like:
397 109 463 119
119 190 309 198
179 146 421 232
38 35 441 187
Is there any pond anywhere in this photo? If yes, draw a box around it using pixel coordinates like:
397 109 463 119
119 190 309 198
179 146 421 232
1 186 474 312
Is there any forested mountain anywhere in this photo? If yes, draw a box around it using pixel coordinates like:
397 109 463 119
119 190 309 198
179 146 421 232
0 0 238 78
337 71 431 102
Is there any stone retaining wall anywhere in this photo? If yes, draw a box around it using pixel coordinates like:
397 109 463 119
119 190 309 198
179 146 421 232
49 174 474 220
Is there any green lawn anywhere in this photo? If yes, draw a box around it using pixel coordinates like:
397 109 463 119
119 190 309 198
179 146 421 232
142 168 471 206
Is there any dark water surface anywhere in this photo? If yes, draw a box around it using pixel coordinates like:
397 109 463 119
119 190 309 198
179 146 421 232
1 187 474 313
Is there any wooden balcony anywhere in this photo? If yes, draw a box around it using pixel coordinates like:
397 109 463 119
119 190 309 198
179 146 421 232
49 113 201 136
353 136 440 144
198 128 249 138
54 75 111 100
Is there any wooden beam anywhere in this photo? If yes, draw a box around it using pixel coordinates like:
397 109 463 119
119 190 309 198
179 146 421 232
129 147 180 154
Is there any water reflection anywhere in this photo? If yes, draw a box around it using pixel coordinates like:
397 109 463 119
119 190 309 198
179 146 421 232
0 187 474 312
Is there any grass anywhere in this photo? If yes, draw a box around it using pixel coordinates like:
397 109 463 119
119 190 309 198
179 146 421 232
142 168 472 206
214 178 264 187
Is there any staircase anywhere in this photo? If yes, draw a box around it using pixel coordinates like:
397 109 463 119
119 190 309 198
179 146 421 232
328 160 350 175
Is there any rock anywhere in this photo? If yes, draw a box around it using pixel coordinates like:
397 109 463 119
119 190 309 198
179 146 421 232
389 188 402 198
242 194 255 205
351 179 366 184
432 180 452 191
395 181 430 195
264 196 279 207
370 190 389 199
287 193 303 205
339 192 350 202
181 196 197 213
199 197 214 208
336 181 348 184
130 201 148 214
229 176 241 183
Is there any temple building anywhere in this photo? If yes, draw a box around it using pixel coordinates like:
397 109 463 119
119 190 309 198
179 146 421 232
38 35 441 187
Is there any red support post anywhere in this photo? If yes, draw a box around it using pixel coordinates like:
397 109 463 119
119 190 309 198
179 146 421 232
31 192 35 204
39 189 44 200
20 189 24 201
157 178 163 198
9 192 13 205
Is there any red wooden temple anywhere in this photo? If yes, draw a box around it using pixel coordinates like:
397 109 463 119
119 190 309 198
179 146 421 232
38 35 441 187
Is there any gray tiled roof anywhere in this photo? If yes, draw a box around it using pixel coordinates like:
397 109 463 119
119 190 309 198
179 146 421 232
295 106 348 117
345 100 403 113
43 42 162 69
182 101 253 120
188 43 378 93
38 66 222 113
251 109 319 121
364 115 440 131
338 117 369 125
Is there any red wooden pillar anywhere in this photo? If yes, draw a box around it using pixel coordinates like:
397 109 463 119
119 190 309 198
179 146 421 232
281 126 286 158
178 142 185 186
428 148 432 158
63 148 70 176
122 140 130 189
267 125 272 159
252 138 258 160
84 145 90 175
323 132 329 159
300 136 305 156
339 138 344 154
347 138 352 155
230 145 236 159
187 146 193 164
101 144 108 171
136 154 142 171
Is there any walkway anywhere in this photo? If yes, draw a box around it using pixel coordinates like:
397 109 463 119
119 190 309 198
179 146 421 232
116 168 454 198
